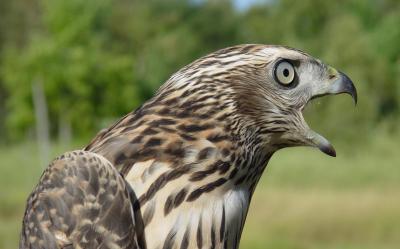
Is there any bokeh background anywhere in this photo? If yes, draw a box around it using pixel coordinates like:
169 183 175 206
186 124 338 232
0 0 399 248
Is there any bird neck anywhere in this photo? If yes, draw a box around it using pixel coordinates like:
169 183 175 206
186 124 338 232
119 126 272 249
85 92 276 248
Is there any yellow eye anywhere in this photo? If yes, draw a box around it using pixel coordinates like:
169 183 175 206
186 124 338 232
274 60 295 85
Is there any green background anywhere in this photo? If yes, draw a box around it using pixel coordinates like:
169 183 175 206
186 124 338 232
0 0 399 248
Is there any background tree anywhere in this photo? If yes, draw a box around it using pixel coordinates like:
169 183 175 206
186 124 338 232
1 0 399 144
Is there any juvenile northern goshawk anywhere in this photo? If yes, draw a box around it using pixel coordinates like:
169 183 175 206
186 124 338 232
20 44 357 249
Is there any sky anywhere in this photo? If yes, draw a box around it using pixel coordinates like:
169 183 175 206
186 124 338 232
232 0 272 11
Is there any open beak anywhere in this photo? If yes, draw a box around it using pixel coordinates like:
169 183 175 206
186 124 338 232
306 71 357 157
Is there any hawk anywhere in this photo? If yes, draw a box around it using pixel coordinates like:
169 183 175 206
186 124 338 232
20 44 357 249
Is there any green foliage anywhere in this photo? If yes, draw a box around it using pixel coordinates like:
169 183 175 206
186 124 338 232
1 0 139 139
0 0 399 142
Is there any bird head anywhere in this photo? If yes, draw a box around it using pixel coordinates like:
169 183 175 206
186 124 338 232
164 45 357 158
223 45 357 157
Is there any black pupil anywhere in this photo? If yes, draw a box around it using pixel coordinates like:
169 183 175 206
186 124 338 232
283 68 290 77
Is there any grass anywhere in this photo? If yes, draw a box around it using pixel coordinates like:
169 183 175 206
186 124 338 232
241 131 400 249
242 188 400 249
0 132 399 249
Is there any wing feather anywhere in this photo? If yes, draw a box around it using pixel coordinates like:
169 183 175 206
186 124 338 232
20 150 145 249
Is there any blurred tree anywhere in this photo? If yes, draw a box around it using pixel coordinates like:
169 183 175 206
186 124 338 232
2 0 139 141
0 0 41 143
0 0 399 144
0 1 10 143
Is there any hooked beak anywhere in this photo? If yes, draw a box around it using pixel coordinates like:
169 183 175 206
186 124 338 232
306 71 357 157
328 71 357 105
309 71 357 105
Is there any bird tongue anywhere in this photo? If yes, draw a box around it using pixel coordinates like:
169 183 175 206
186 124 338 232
307 129 336 157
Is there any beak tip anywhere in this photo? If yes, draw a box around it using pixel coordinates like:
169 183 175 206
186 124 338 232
339 71 358 106
308 131 336 157
350 83 358 106
320 145 336 157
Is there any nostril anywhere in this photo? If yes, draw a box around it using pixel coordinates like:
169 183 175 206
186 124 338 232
329 74 336 80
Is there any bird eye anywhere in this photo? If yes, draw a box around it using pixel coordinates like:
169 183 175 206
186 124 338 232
274 60 295 86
